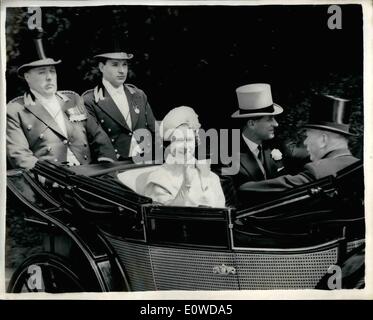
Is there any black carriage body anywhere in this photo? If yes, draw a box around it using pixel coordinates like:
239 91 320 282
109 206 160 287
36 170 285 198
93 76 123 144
6 160 365 292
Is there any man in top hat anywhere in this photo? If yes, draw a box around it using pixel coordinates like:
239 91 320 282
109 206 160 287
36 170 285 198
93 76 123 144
230 83 286 187
239 94 359 194
82 36 159 162
7 29 116 170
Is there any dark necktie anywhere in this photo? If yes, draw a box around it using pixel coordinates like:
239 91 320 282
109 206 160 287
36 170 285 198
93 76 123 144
257 145 264 165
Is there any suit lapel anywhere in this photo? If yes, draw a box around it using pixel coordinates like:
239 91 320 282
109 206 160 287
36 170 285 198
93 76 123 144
24 93 67 138
263 146 285 178
59 96 76 139
124 85 139 129
97 86 131 131
240 142 265 181
263 147 274 176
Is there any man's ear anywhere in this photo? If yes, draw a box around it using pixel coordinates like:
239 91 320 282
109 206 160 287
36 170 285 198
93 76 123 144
98 61 105 73
321 133 328 148
24 71 30 82
247 119 256 128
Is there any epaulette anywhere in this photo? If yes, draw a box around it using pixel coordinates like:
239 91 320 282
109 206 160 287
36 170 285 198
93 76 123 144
58 90 79 97
62 91 88 122
82 88 94 97
8 95 23 105
57 90 81 103
125 83 139 95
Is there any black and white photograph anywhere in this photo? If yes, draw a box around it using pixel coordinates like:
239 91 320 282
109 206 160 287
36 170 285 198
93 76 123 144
1 0 371 298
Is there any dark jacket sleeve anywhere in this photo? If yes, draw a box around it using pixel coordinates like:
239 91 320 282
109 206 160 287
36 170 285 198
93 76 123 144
281 140 311 174
85 107 117 161
239 170 315 193
7 103 39 169
144 94 157 134
83 93 98 119
140 90 163 161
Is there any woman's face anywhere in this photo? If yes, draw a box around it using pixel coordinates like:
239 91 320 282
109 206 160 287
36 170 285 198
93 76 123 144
169 124 196 163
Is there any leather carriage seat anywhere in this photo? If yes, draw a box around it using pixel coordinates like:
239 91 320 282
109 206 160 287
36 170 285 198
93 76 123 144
117 165 161 195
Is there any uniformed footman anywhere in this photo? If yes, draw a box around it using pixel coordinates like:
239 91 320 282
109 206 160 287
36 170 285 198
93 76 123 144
7 29 116 170
82 35 159 161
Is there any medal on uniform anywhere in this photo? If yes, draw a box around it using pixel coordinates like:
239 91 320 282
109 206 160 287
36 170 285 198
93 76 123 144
134 106 140 114
65 97 88 122
66 105 87 122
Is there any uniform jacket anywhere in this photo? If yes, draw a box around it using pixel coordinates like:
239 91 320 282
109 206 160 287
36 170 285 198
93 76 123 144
82 83 158 159
7 90 116 170
239 148 359 193
233 139 286 187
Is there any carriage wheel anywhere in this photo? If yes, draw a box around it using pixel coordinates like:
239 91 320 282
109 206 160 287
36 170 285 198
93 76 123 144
7 253 86 293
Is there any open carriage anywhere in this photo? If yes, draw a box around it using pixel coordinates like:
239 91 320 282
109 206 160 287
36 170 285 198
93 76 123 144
6 159 365 292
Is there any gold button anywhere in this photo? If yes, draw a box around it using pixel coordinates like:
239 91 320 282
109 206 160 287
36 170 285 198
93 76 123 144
54 158 58 162
114 149 118 153
129 132 132 136
27 125 32 130
116 154 120 159
108 128 112 132
101 119 104 123
39 134 44 139
84 155 88 160
63 140 68 145
111 138 115 142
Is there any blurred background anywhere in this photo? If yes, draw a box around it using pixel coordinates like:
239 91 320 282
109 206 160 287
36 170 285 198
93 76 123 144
5 4 363 156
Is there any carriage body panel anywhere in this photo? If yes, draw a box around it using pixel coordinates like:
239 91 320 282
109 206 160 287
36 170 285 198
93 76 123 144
6 160 365 292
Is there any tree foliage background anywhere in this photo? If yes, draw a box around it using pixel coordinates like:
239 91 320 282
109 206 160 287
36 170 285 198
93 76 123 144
5 4 363 157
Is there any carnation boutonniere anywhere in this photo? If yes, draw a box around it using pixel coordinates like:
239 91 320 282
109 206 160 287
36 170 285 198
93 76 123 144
271 149 283 161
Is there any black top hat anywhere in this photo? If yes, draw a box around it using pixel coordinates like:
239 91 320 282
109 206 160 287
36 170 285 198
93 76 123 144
17 28 61 77
93 31 133 60
303 94 355 136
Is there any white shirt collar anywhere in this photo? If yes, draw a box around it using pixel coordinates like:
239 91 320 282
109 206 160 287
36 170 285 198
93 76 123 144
102 78 125 96
242 133 259 153
30 89 58 104
30 89 60 114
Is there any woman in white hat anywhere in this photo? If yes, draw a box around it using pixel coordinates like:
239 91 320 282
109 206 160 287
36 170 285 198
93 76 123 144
144 106 225 207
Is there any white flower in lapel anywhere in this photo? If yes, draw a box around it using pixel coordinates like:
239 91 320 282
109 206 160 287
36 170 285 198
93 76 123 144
133 105 140 114
271 149 282 161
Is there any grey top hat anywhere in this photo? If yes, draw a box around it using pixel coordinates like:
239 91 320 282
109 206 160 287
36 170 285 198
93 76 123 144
17 28 61 77
303 94 355 136
231 83 283 118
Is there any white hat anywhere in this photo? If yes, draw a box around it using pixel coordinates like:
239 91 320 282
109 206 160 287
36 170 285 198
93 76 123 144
231 83 283 118
160 106 201 141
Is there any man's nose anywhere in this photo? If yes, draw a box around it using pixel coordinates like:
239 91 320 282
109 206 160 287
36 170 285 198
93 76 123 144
272 119 279 127
118 65 125 73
